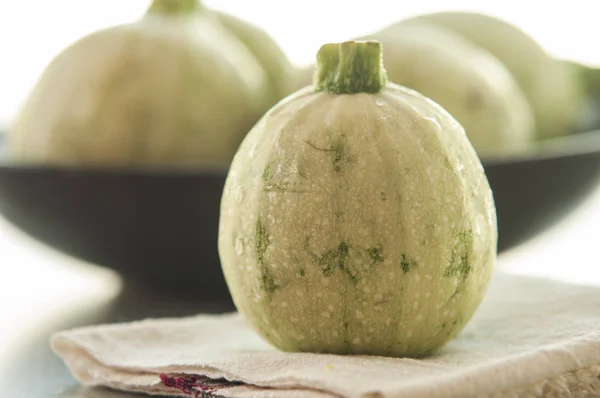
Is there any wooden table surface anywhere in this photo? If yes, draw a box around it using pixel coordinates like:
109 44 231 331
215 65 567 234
1 186 599 397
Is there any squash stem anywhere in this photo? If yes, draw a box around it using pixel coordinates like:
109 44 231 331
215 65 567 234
147 0 200 15
314 41 387 94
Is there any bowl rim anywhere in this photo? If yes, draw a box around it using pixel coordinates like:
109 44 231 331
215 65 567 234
0 132 230 177
477 129 600 166
0 129 599 175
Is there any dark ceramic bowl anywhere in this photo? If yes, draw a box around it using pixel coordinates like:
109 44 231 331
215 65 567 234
0 130 599 298
481 130 600 250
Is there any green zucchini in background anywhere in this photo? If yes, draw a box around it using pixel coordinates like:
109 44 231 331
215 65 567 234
364 22 535 154
11 0 292 167
219 41 497 358
405 11 586 140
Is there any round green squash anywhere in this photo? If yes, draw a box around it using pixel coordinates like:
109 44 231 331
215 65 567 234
219 41 497 358
365 22 534 153
405 12 585 139
10 0 290 167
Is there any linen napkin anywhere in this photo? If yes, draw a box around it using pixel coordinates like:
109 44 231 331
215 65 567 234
52 273 600 398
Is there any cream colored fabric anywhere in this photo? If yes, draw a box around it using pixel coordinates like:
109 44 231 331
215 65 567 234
52 273 600 398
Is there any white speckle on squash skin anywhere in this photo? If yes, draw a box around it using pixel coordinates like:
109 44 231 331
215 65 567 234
218 84 497 358
235 236 244 256
235 188 245 204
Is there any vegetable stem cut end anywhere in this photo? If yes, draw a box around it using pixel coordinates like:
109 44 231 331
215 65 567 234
314 41 387 95
147 0 200 16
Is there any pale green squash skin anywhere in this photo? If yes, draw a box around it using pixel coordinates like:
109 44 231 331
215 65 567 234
219 46 497 357
10 1 289 167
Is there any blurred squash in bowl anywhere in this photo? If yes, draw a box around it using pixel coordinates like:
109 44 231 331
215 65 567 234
10 0 293 168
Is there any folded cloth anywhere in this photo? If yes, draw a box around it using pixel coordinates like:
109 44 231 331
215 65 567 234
51 273 600 398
